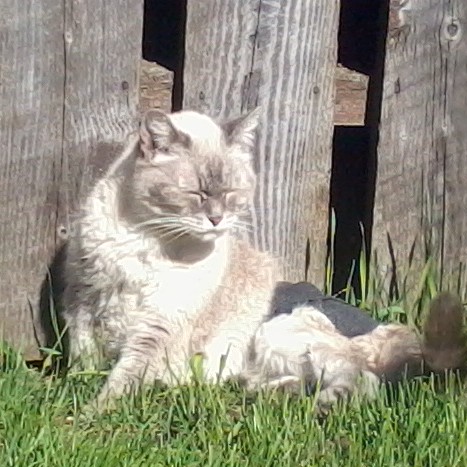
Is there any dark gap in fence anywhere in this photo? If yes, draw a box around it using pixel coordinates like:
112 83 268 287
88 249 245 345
330 0 390 294
172 1 187 111
364 0 391 262
142 0 186 110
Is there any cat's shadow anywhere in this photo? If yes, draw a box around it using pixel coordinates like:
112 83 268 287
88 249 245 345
37 242 70 371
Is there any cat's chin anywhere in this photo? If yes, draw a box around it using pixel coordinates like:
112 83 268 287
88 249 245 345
190 229 229 243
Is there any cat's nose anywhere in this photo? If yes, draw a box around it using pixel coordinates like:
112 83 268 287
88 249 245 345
208 216 223 226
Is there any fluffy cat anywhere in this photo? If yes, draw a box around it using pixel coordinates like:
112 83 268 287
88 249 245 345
62 108 466 413
63 108 279 410
242 290 466 412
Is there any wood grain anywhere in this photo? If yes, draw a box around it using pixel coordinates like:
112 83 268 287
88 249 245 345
372 0 467 296
141 59 367 125
60 0 143 225
334 65 368 126
0 0 143 358
0 0 65 357
183 0 340 285
139 60 174 113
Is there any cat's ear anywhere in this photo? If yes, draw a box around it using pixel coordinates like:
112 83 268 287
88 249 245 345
222 107 261 152
139 110 190 164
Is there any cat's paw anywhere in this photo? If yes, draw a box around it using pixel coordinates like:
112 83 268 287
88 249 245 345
357 370 380 400
202 343 245 384
64 402 101 426
315 370 381 416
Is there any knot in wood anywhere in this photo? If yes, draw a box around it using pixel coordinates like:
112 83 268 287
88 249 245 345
64 30 73 44
443 17 462 42
57 225 68 240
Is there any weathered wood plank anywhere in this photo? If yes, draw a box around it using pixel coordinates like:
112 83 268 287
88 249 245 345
60 0 143 222
372 0 467 296
139 60 174 113
183 0 340 285
140 58 367 125
334 65 368 126
0 0 144 358
0 0 65 357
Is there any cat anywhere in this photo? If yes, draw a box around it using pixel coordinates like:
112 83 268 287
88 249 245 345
62 108 466 414
63 107 280 411
241 287 466 413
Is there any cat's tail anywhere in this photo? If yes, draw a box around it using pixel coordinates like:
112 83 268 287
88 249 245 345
421 291 467 374
352 292 467 383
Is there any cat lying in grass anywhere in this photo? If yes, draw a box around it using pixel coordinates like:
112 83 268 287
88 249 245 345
62 108 466 414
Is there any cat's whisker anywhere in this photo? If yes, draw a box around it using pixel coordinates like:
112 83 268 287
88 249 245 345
148 227 187 239
231 221 253 229
231 222 255 233
178 220 205 231
162 227 192 244
232 220 254 228
233 217 252 224
139 226 181 236
156 225 191 240
135 217 181 229
141 222 182 231
136 216 180 227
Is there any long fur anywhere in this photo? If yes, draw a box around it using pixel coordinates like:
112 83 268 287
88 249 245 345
63 109 279 411
63 109 467 414
243 292 466 412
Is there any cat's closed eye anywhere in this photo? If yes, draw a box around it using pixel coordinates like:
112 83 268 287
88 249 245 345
225 191 248 211
187 191 208 205
224 191 237 206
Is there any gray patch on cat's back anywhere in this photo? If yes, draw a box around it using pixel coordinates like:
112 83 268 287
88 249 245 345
270 281 380 337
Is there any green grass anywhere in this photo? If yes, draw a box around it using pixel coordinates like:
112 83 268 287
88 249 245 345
2 219 467 466
1 354 467 467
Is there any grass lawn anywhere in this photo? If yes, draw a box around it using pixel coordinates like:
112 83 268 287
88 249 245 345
1 350 467 467
2 235 467 466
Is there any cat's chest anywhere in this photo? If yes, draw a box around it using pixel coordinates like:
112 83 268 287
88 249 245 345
142 246 228 316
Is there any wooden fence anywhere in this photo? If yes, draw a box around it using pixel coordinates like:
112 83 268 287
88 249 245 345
372 0 467 296
1 0 466 358
0 0 144 358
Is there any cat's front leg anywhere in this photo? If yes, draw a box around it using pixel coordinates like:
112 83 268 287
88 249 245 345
64 313 102 372
89 322 187 412
311 355 380 414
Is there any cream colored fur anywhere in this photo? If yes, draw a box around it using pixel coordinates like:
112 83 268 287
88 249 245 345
63 109 437 414
63 109 281 411
242 308 421 410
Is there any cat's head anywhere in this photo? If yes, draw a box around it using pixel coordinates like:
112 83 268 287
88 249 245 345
133 108 260 241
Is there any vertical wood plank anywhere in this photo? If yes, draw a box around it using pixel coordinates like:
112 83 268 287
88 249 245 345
0 0 65 356
372 0 467 296
442 4 467 284
0 0 144 357
60 0 144 224
184 0 340 284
